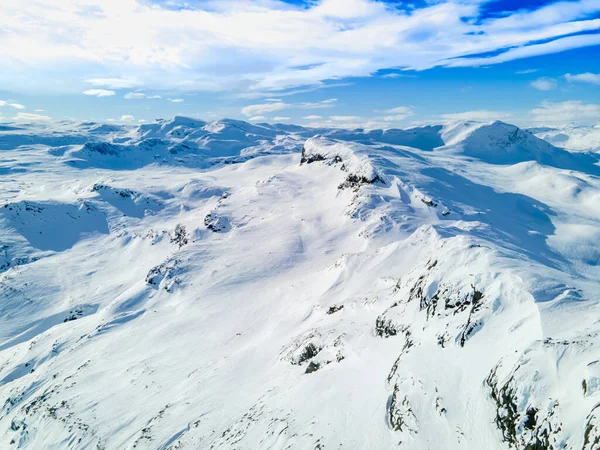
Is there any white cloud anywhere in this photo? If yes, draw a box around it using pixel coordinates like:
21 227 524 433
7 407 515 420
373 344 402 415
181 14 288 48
303 115 323 120
34 109 44 112
530 77 557 91
441 110 514 121
248 116 268 122
2 0 599 94
330 116 361 121
0 100 21 109
124 92 147 99
241 99 337 117
565 72 600 85
443 33 600 69
242 102 288 117
272 116 290 121
120 115 135 122
385 106 413 114
123 92 161 99
530 100 600 126
516 69 539 74
382 106 414 121
381 73 416 79
13 112 51 122
83 89 116 97
170 98 184 103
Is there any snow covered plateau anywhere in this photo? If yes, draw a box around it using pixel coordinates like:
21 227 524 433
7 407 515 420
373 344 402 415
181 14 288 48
0 117 599 450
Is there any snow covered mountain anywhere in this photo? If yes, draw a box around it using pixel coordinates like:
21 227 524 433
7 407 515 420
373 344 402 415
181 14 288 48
1 117 599 449
529 126 600 154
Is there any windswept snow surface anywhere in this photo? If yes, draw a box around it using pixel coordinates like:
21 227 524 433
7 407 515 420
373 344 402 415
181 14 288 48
0 117 600 449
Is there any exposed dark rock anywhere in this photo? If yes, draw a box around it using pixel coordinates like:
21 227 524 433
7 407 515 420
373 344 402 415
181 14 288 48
421 197 438 207
204 213 231 233
375 316 402 338
487 369 520 446
524 407 538 431
487 365 562 450
435 391 447 416
584 406 600 450
300 146 326 165
387 328 414 384
92 184 132 198
171 223 188 248
388 384 418 434
297 343 321 365
145 259 182 292
63 309 84 322
326 305 344 315
338 173 384 190
305 361 320 374
458 286 484 347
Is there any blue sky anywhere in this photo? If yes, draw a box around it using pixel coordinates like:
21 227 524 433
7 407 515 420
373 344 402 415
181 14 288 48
0 0 599 128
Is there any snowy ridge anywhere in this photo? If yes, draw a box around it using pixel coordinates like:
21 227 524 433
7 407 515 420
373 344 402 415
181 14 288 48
301 137 384 187
0 117 599 449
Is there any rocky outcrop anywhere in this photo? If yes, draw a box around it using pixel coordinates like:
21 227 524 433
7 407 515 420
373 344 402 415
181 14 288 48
204 213 231 233
300 137 384 190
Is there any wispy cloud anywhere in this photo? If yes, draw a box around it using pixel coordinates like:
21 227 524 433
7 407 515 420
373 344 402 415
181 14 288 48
124 92 147 99
248 116 268 122
382 106 414 121
530 77 557 91
241 99 337 117
565 72 600 85
516 69 539 74
381 73 417 79
170 99 184 103
83 89 116 97
1 101 26 109
242 102 288 117
330 116 361 122
124 92 162 100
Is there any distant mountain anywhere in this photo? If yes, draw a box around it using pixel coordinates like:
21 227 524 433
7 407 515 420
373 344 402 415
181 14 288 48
529 125 600 153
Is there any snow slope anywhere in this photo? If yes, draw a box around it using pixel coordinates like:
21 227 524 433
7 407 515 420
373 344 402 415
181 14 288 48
0 118 599 449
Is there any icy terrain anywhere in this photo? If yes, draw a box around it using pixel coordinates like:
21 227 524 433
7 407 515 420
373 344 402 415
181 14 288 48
0 117 599 449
